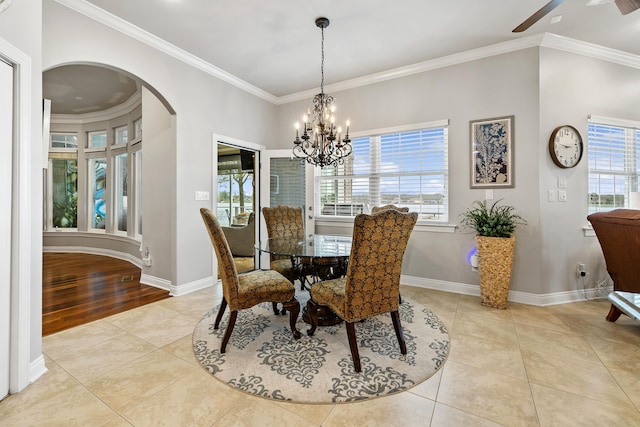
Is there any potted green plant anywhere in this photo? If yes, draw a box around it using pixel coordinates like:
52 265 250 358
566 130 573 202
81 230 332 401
460 199 526 309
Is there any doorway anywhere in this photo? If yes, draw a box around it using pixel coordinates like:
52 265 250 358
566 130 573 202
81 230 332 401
216 144 256 227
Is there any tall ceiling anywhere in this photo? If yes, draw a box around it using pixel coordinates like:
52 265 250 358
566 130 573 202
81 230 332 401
44 0 640 114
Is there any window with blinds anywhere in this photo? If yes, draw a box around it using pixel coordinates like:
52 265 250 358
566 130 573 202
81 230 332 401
588 116 640 215
318 121 449 221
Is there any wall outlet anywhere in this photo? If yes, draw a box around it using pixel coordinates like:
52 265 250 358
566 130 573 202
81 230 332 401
577 263 586 277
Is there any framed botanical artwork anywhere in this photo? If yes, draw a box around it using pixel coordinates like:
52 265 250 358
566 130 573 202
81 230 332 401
470 115 514 188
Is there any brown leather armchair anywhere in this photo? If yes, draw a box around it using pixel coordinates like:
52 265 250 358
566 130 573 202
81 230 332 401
587 209 640 321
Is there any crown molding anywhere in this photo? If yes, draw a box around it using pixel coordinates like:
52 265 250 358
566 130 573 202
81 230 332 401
54 0 277 104
278 33 640 105
539 33 640 70
53 0 640 106
277 34 547 104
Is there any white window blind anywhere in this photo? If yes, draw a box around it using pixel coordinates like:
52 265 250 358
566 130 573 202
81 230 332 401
588 116 640 215
318 122 449 221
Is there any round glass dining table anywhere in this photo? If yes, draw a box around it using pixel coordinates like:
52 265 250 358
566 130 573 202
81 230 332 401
259 234 353 325
259 234 352 282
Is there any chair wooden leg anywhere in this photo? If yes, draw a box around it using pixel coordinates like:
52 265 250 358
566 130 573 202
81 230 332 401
220 310 238 353
214 297 228 330
391 311 407 355
606 304 623 322
306 299 319 336
283 299 301 339
345 322 362 373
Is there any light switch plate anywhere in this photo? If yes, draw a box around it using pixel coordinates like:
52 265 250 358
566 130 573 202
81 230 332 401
548 190 555 202
558 177 567 188
195 191 210 201
485 190 494 200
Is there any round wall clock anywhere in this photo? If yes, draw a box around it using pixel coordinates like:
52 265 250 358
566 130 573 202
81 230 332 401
549 125 583 168
0 0 13 14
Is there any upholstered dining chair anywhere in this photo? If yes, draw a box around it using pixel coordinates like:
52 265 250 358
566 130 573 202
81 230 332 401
200 208 301 353
371 204 410 214
307 209 418 372
371 205 411 304
262 205 308 286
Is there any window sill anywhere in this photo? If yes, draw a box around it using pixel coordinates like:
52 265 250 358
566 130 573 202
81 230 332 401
315 217 456 233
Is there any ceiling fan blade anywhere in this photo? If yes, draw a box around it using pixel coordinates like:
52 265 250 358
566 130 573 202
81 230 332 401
615 0 640 14
512 0 565 33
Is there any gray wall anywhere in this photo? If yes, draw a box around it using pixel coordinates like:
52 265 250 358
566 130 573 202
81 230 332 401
278 47 640 297
42 0 640 301
0 0 43 367
539 48 640 294
43 0 277 289
278 49 543 294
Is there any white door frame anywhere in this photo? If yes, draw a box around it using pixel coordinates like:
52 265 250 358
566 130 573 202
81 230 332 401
211 133 265 274
0 37 36 393
0 52 12 400
259 150 315 269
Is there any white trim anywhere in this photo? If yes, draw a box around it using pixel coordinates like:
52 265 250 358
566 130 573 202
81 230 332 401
53 0 277 104
401 275 612 306
139 273 172 293
29 356 47 384
350 119 449 139
166 276 214 297
0 36 34 393
50 2 640 105
212 133 266 153
588 114 640 129
43 246 143 268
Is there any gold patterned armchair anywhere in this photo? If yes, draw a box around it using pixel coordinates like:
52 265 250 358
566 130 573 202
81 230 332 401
200 208 301 353
307 209 418 372
262 206 308 285
371 204 410 214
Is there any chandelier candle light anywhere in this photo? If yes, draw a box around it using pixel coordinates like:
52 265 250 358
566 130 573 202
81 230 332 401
293 17 352 168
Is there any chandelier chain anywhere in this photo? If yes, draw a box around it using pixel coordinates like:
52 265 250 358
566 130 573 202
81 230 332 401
320 25 324 94
292 17 352 168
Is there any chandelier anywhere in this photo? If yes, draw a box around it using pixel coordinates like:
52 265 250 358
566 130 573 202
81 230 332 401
293 17 352 168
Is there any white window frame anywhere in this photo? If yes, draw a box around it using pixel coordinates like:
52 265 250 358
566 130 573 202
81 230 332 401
315 120 453 232
87 130 107 150
46 132 79 230
588 115 640 216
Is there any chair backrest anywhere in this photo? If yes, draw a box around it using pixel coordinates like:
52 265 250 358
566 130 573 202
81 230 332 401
200 208 240 307
344 209 418 321
262 205 305 238
587 209 640 293
371 204 410 214
262 206 305 261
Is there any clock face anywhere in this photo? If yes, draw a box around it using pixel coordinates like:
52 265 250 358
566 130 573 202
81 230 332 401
549 125 583 168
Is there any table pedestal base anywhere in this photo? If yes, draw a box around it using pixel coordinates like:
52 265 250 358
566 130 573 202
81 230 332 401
302 304 342 326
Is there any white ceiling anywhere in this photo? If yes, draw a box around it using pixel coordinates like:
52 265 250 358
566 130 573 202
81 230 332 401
45 0 640 113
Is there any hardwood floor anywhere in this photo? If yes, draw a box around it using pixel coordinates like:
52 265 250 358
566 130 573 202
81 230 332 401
42 252 171 336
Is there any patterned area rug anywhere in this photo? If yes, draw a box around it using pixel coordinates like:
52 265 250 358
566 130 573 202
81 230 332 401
192 293 450 404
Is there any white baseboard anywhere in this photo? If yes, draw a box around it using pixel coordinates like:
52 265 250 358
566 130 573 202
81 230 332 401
168 276 214 296
29 355 47 385
140 273 172 292
401 274 613 306
43 246 142 268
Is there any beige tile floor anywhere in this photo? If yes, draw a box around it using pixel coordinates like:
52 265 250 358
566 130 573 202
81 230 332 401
2 285 640 426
